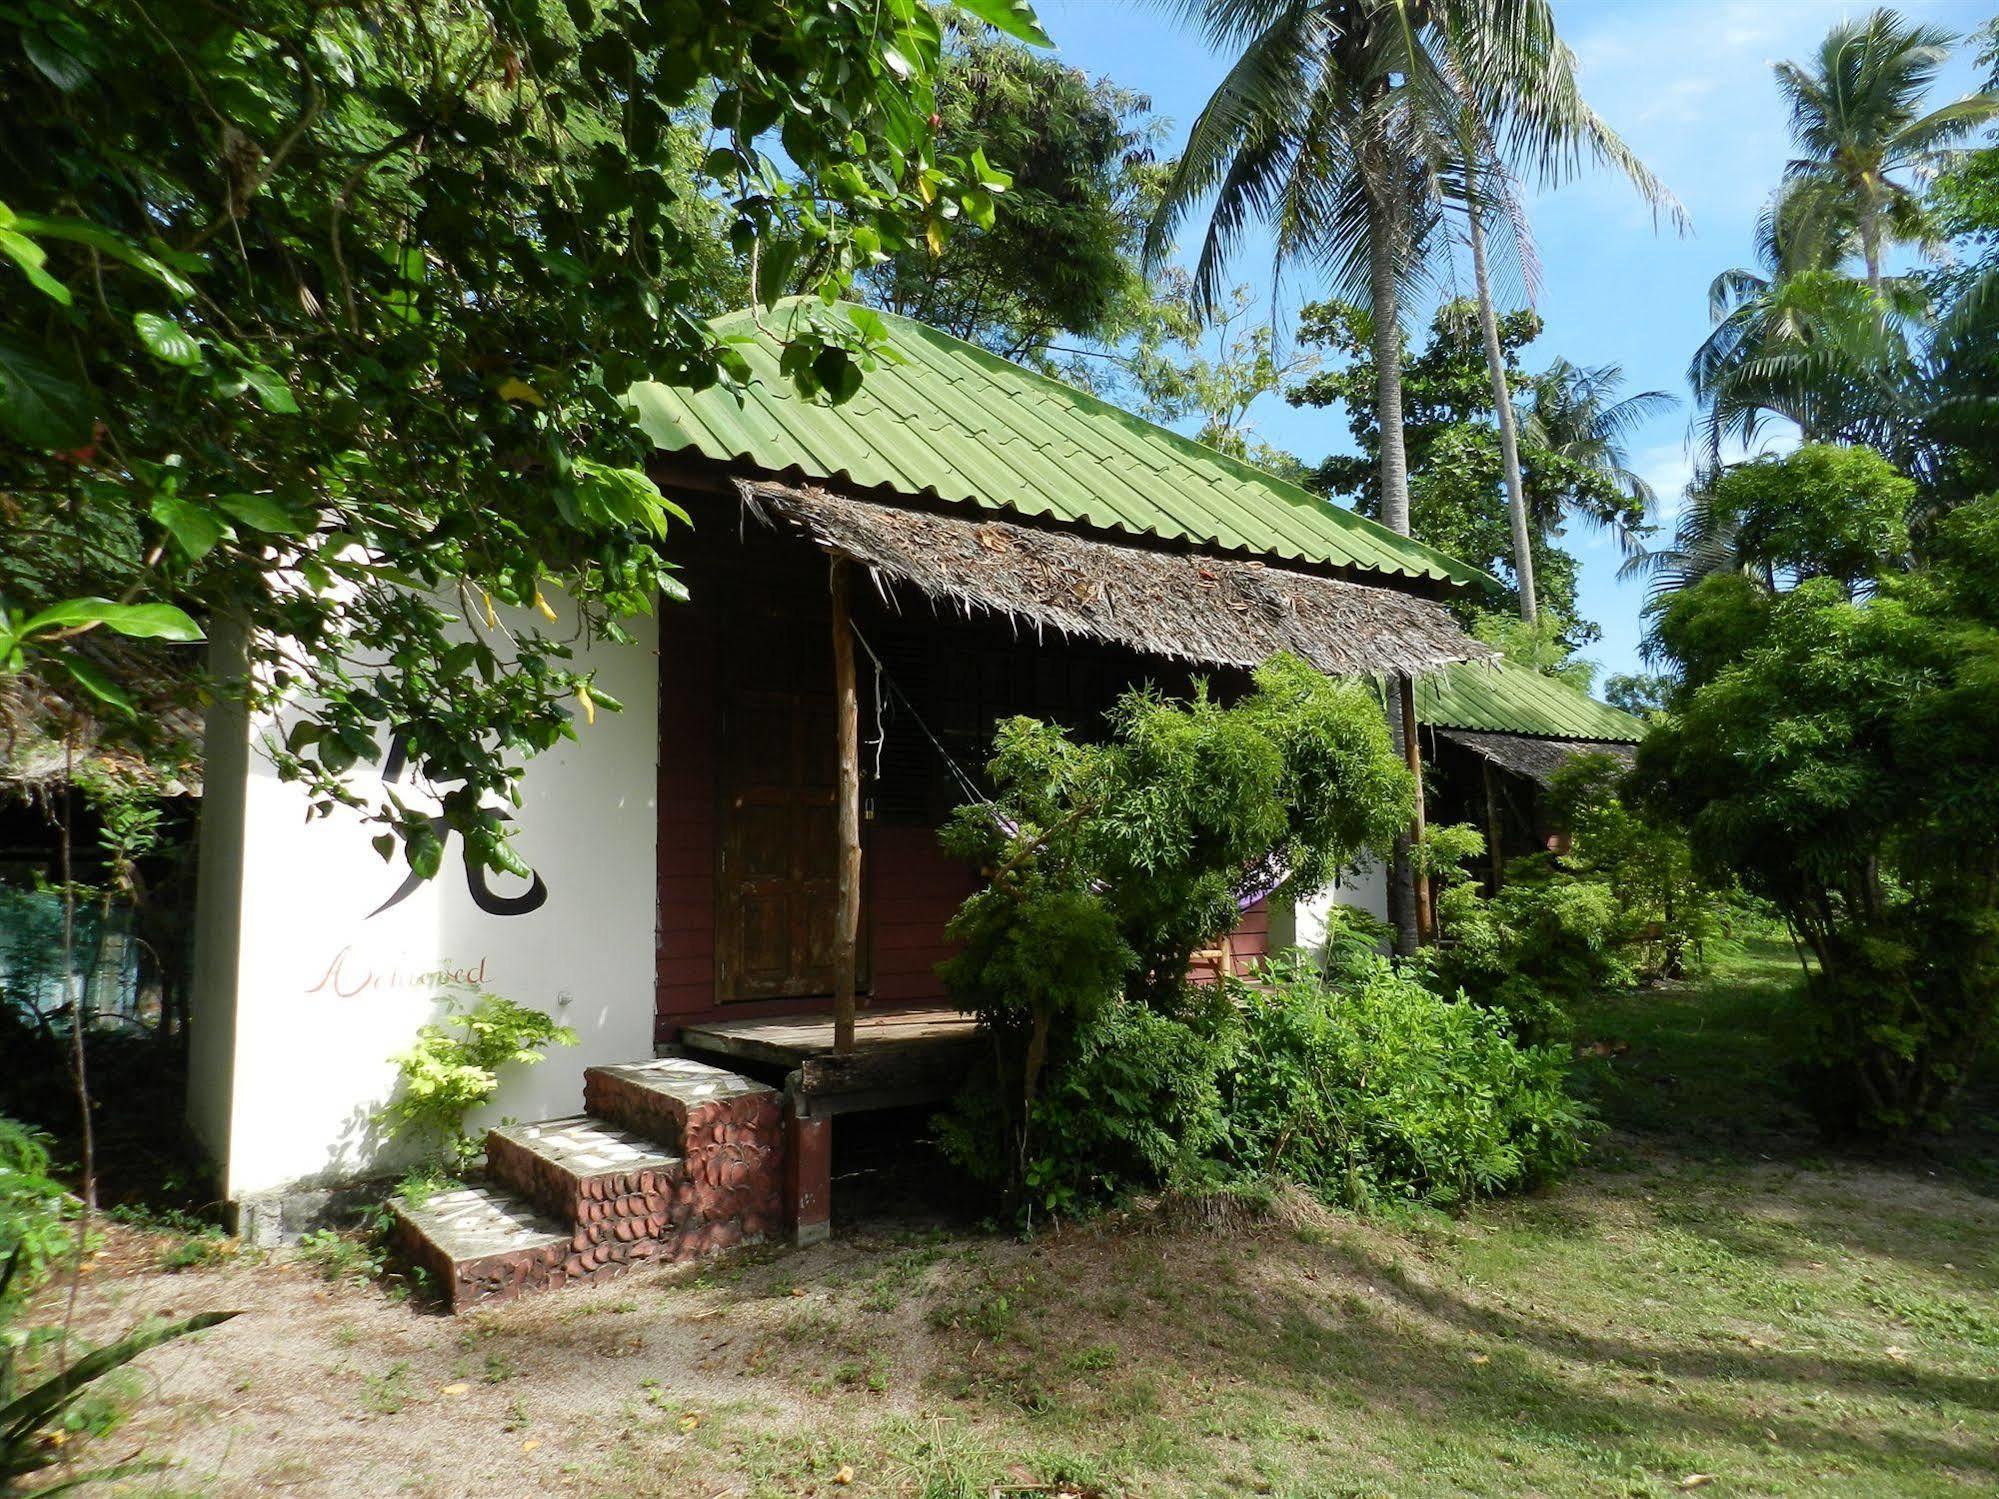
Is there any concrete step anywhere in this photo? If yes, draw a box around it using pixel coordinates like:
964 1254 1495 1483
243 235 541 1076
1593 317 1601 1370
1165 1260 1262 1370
583 1057 777 1153
389 1183 570 1313
583 1058 785 1248
391 1058 795 1313
485 1115 683 1229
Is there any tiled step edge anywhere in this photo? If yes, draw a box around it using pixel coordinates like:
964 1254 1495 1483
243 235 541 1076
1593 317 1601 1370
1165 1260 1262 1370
485 1115 685 1230
584 1060 785 1240
389 1183 571 1313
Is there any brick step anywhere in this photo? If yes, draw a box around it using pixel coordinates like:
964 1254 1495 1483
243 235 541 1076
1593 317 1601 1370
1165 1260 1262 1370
485 1115 684 1230
583 1060 785 1245
389 1183 570 1312
391 1058 792 1314
583 1057 777 1155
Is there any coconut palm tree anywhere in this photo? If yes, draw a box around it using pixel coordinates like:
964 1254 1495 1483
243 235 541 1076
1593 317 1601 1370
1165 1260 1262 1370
1145 1 1486 539
1776 8 1999 297
1520 358 1675 556
1689 191 1928 466
1445 15 1682 623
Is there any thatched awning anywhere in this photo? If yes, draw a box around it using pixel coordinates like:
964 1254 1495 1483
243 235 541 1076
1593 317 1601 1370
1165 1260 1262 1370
737 479 1492 680
1435 728 1635 787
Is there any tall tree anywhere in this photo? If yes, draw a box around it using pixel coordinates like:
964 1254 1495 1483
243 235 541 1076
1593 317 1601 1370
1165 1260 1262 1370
0 0 1047 879
1775 8 1999 296
859 25 1165 370
1445 14 1680 625
1289 296 1605 653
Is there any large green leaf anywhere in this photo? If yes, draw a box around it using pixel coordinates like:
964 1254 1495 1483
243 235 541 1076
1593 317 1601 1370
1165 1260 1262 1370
216 491 307 534
0 1311 238 1451
0 227 70 304
61 656 136 716
950 0 1051 47
16 598 205 644
0 333 90 448
149 492 230 559
133 311 203 368
20 30 91 92
240 364 299 414
6 212 196 298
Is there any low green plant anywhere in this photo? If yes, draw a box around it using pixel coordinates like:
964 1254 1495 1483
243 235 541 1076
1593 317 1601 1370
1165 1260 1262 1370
1545 752 1732 981
0 1246 238 1491
1418 824 1636 1044
1223 957 1597 1209
938 655 1412 1215
0 1118 78 1306
295 1227 387 1286
376 990 576 1168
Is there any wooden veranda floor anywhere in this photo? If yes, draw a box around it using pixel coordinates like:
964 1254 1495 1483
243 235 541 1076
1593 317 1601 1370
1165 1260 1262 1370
679 1007 981 1115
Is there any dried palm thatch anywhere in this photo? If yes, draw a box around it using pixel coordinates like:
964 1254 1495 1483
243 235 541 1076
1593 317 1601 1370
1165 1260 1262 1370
1434 728 1635 787
737 480 1493 680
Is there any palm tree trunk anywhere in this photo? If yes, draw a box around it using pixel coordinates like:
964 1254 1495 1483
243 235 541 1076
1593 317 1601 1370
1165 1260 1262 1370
1466 190 1538 624
1365 186 1424 954
1368 198 1411 537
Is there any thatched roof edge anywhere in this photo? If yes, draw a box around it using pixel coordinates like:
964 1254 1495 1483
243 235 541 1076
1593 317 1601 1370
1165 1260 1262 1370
736 478 1493 681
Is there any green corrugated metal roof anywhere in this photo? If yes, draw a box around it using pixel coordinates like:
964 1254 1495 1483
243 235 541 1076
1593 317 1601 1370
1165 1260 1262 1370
1415 659 1642 743
628 300 1494 590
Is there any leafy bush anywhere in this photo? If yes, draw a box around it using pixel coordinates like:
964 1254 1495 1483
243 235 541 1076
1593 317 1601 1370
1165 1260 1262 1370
376 992 576 1169
0 1118 78 1307
1640 471 1999 1134
1416 824 1635 1044
1545 753 1732 981
938 655 1412 1212
939 990 1237 1221
1222 958 1596 1209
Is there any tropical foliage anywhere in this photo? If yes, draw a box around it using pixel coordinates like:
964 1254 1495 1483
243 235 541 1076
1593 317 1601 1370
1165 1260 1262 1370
1289 296 1662 657
377 991 577 1169
937 655 1413 1212
1636 447 1999 1135
859 22 1165 374
1 0 1043 881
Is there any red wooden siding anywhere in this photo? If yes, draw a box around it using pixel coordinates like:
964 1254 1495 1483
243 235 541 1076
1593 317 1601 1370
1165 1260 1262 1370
868 824 978 1004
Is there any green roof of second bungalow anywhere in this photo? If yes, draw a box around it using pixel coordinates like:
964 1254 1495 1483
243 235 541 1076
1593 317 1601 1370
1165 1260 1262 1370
627 302 1494 591
1416 659 1642 743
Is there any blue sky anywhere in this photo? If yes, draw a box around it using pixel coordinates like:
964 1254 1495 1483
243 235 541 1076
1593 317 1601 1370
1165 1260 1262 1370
1032 0 1993 682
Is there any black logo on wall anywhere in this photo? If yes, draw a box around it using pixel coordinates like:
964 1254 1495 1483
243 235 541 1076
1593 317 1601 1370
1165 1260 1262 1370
366 737 549 920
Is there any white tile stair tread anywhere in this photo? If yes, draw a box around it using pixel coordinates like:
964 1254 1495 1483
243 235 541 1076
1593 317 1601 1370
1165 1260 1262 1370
492 1115 681 1176
396 1184 568 1260
591 1056 773 1104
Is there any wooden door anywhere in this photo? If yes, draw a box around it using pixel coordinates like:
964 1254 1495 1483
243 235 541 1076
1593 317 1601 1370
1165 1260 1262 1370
717 685 839 1000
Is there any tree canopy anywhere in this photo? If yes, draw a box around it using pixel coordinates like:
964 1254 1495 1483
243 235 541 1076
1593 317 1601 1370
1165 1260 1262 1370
0 0 1044 877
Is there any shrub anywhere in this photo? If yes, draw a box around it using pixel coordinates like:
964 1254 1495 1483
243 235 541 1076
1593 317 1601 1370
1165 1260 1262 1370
376 991 576 1169
0 1118 78 1307
1639 478 1999 1134
1222 958 1596 1209
938 655 1411 1212
1416 824 1635 1044
1545 752 1731 981
938 989 1237 1221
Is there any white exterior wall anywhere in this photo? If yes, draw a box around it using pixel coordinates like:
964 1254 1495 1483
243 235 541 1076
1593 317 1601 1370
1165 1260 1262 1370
188 609 660 1200
1265 859 1390 964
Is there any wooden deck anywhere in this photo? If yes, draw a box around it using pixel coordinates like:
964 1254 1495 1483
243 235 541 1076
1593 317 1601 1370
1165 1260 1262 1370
679 1007 981 1115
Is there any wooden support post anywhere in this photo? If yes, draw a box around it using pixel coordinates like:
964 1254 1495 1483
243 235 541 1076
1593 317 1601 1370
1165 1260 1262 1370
1481 757 1506 894
1400 676 1433 946
829 556 862 1054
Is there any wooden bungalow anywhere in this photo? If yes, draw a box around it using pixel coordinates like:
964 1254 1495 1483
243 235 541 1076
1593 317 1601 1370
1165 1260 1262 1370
188 299 1526 1301
1412 659 1643 887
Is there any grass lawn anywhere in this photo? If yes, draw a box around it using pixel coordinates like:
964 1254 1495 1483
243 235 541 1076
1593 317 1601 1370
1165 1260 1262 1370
38 934 1999 1496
